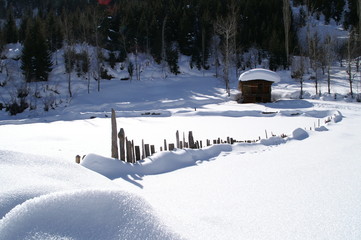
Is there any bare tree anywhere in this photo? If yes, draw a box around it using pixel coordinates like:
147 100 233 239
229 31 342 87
90 7 103 92
62 13 75 98
64 48 75 98
215 12 237 96
161 15 168 78
346 31 360 98
79 10 92 93
291 56 308 99
210 34 221 78
334 38 346 67
322 35 336 94
134 38 141 81
283 0 291 65
309 31 322 95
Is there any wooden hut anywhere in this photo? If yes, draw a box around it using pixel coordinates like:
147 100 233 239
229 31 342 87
238 68 280 103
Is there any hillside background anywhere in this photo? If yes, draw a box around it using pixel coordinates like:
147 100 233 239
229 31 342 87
0 0 360 115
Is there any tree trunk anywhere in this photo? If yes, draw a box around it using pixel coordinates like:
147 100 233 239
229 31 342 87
283 0 291 65
347 32 355 98
327 65 331 94
68 72 72 98
161 15 168 77
215 14 237 97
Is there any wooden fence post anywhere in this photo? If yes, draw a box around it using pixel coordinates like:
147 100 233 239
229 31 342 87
150 145 155 155
131 140 135 163
126 138 131 162
142 139 145 159
183 132 186 147
145 144 150 157
164 139 167 151
118 128 125 161
169 143 175 151
188 131 195 149
111 109 119 159
176 130 180 148
75 155 81 164
135 146 141 161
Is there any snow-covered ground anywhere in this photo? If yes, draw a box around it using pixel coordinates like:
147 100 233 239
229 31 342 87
1 49 361 239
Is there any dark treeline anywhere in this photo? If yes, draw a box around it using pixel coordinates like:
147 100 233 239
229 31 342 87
0 0 359 73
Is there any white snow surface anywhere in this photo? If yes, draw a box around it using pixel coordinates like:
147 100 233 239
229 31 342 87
1 45 361 239
238 68 281 83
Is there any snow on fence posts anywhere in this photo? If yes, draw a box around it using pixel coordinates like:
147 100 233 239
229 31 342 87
111 109 119 159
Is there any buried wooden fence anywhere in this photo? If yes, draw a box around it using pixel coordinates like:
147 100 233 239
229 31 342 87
112 128 253 163
75 109 338 163
106 108 255 163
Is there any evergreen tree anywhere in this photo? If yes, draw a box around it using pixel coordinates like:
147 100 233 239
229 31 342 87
18 12 32 43
46 11 63 52
0 27 5 51
0 0 6 19
4 8 18 43
21 18 53 82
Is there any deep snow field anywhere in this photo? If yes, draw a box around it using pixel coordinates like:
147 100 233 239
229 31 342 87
1 55 361 240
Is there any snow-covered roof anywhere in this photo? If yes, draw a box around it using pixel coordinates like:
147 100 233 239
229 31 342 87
238 68 281 83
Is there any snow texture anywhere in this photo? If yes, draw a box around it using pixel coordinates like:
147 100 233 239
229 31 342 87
0 189 179 240
0 151 181 240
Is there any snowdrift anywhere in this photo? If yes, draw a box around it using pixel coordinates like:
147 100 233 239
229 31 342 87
81 144 233 181
0 151 181 240
0 190 180 240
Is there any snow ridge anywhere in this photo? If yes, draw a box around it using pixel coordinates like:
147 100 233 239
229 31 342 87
0 189 181 240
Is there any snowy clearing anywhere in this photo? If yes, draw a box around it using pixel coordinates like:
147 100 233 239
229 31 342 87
1 50 361 239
